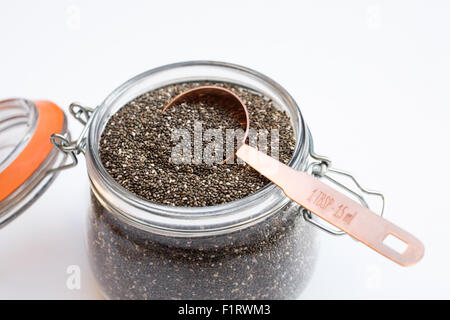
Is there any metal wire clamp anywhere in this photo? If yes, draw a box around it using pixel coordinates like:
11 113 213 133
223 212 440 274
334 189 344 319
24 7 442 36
301 129 386 236
49 103 97 172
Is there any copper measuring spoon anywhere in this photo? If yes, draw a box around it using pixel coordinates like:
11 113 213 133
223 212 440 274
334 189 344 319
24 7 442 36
163 86 424 266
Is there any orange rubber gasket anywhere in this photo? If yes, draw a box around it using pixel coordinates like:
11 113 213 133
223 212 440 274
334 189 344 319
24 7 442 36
0 100 65 202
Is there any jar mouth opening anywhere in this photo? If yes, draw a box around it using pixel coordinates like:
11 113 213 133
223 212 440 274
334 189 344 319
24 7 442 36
86 61 310 235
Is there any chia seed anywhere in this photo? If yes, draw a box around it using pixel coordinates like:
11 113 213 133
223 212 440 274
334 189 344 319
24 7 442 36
99 81 295 206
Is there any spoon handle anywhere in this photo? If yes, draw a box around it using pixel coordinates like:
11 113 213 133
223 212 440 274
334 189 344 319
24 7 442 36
236 144 424 266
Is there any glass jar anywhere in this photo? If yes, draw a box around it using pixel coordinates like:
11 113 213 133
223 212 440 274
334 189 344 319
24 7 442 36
83 61 318 299
0 61 425 300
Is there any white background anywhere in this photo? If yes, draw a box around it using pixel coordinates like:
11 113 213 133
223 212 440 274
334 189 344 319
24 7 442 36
0 0 449 299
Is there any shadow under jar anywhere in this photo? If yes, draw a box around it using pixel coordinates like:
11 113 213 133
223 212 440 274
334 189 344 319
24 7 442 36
85 61 318 300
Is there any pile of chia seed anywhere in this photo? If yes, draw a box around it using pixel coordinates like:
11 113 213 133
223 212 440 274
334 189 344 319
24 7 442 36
99 81 295 206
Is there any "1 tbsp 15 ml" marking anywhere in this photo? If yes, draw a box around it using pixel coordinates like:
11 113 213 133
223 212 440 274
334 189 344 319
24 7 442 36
307 189 358 225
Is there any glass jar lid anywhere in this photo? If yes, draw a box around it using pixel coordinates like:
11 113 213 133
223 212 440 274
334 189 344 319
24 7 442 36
0 99 66 227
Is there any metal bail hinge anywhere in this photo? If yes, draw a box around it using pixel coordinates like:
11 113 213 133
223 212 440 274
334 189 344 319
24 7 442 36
301 129 386 236
49 103 97 172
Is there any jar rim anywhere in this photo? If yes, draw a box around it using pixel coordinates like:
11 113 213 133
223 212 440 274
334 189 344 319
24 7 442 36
85 60 310 236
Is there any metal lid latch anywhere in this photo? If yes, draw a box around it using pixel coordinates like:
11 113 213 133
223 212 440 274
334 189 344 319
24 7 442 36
50 103 97 172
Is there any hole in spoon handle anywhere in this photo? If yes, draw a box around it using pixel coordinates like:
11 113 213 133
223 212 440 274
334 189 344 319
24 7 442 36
236 144 424 266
